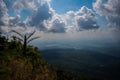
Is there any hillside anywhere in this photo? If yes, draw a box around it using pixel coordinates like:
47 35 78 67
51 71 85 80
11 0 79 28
0 36 57 80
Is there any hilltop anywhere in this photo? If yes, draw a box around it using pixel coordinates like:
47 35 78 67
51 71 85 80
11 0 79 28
0 35 57 80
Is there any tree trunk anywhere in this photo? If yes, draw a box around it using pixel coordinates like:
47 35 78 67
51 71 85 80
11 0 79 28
23 35 27 56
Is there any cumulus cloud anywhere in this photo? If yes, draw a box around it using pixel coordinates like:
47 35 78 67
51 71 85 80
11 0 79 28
63 6 99 31
17 0 66 33
0 0 9 26
0 0 99 34
74 6 99 30
12 0 53 28
44 14 66 33
48 19 66 33
12 0 51 11
0 0 26 33
0 0 53 33
29 2 53 31
11 0 99 33
93 0 120 29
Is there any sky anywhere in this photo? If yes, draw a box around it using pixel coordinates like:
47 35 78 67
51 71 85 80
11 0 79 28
51 0 93 13
0 0 120 50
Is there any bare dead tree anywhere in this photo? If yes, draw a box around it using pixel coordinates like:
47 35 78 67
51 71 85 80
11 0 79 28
11 30 40 56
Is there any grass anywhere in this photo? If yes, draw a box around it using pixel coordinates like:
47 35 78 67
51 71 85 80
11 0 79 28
0 38 57 80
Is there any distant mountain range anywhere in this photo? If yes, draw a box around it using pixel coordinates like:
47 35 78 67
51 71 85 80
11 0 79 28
41 48 120 80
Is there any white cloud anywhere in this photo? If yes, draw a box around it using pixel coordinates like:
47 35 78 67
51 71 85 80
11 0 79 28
62 6 99 31
12 0 51 11
9 15 21 26
12 0 99 33
74 6 99 30
44 14 66 33
28 2 53 31
93 0 120 29
0 0 9 26
1 0 120 35
0 0 54 33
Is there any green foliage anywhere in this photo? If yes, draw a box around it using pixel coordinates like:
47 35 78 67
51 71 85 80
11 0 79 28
0 34 56 80
0 36 57 80
11 30 40 56
0 34 8 51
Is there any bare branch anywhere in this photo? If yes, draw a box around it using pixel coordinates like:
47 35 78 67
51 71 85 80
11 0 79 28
11 30 24 38
10 30 40 55
27 30 36 40
15 37 23 42
27 36 40 44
